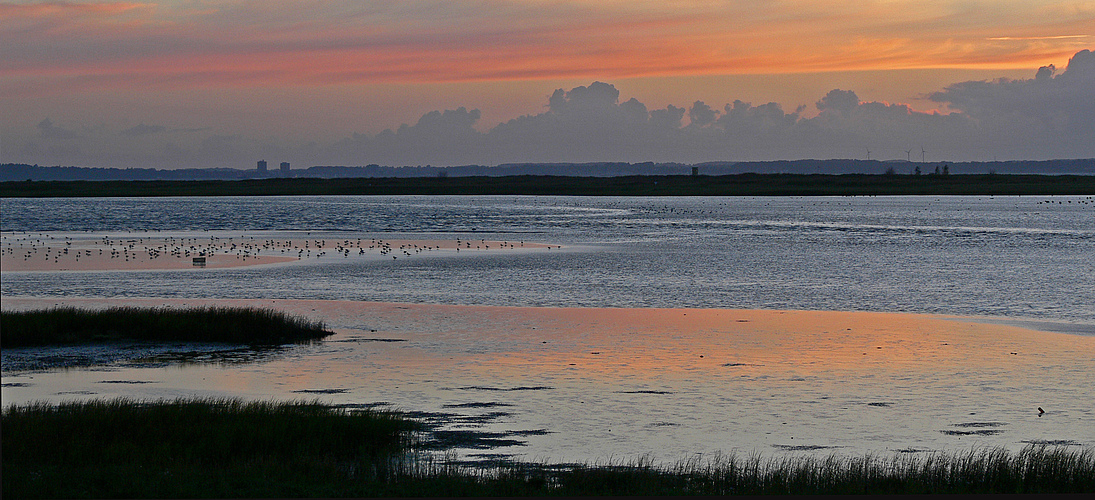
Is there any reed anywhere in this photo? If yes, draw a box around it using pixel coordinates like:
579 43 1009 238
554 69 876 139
3 398 421 498
536 447 1095 495
1 306 332 347
4 397 1092 497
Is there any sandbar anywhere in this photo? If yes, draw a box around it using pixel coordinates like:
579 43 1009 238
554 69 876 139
1 232 557 272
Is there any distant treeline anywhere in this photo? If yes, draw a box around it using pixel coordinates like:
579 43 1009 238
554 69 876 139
2 158 1093 182
3 173 1095 197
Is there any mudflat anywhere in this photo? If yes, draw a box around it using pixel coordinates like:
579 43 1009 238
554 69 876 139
3 297 1091 464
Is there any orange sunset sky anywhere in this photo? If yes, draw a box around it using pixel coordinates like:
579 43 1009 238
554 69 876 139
2 0 1093 168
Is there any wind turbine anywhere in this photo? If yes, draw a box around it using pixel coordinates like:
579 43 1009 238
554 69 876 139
866 148 871 161
920 146 926 163
905 149 912 162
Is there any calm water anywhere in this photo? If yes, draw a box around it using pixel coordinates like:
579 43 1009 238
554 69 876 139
3 195 1094 463
3 195 1094 324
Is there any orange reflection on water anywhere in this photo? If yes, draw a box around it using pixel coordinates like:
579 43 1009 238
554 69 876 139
4 298 1093 462
343 305 1094 397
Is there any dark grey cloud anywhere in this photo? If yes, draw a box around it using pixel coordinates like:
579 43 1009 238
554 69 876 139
327 107 486 166
815 89 859 114
688 101 718 128
719 100 802 134
931 49 1094 119
927 49 1095 159
650 104 685 130
330 55 1093 165
482 81 707 163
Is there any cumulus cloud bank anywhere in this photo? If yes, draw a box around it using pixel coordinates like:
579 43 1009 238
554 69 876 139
320 50 1095 165
928 49 1095 159
12 50 1095 168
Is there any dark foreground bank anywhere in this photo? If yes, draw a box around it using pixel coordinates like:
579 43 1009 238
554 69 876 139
3 398 1093 497
4 173 1095 197
0 307 332 347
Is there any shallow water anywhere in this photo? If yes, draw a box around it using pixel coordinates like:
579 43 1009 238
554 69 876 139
3 195 1094 323
2 195 1094 463
3 298 1092 465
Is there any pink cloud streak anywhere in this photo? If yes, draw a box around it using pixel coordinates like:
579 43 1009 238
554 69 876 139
2 0 1092 94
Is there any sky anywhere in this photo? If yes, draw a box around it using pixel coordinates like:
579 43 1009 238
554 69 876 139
2 0 1093 169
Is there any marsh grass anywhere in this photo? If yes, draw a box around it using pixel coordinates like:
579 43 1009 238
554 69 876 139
2 398 420 498
4 397 1093 497
410 447 1095 495
1 306 332 347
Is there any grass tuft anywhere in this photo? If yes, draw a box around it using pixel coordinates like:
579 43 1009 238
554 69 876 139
3 398 420 498
1 306 332 347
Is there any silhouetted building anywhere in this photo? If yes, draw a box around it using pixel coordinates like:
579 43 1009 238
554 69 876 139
280 162 290 172
257 160 268 173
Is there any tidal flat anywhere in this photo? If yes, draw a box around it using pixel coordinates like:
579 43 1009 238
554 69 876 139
4 297 1092 467
4 397 1093 496
3 196 1093 495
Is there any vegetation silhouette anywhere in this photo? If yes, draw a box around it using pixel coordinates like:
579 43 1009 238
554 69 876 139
4 398 1093 497
4 173 1095 197
1 307 332 347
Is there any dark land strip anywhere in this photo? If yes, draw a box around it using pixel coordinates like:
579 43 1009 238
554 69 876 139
4 173 1095 197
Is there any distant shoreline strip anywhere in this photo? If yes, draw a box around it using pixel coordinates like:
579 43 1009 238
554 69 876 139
4 173 1095 197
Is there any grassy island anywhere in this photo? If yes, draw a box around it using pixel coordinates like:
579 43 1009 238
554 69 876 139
3 398 1093 497
0 306 332 347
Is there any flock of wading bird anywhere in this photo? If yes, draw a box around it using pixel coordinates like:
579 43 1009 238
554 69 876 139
2 232 555 268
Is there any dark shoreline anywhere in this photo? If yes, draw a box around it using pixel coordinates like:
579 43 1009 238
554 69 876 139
4 173 1095 197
